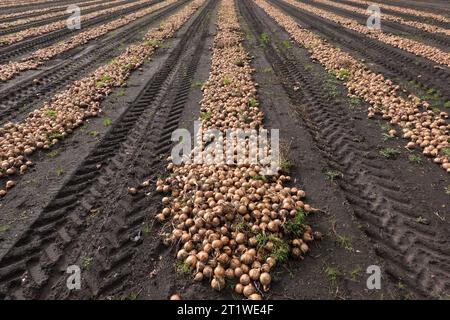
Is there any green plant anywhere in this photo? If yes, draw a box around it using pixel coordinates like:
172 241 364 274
109 58 118 65
325 266 338 283
96 74 112 88
142 224 153 236
44 109 57 119
82 257 93 270
349 96 361 106
192 81 204 88
89 130 99 138
175 260 191 275
335 68 350 80
408 154 422 165
280 39 292 49
200 111 212 121
444 101 450 108
47 132 62 141
379 147 400 159
260 33 271 46
103 118 113 127
442 147 450 156
47 150 59 158
0 225 10 233
284 209 306 237
145 39 162 47
222 77 231 85
350 265 363 281
234 59 245 67
325 170 343 181
248 98 257 108
336 234 352 251
56 168 64 176
117 89 126 97
255 233 289 263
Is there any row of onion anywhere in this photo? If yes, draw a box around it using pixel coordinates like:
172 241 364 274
346 0 449 25
283 0 450 68
0 0 177 82
157 0 319 301
0 0 117 30
0 0 79 9
0 0 102 20
0 0 154 45
255 0 450 173
318 0 450 36
0 0 206 197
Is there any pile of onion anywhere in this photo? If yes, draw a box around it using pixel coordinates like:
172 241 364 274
153 0 320 301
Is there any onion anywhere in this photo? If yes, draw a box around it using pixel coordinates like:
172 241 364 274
260 272 271 291
234 267 243 278
212 239 223 250
5 180 15 189
300 243 309 254
185 255 197 268
203 266 213 278
235 283 244 295
249 268 260 281
194 272 204 282
170 294 182 300
243 284 255 297
240 253 253 265
211 277 225 291
235 232 246 244
225 268 235 279
214 265 225 278
248 293 262 300
239 274 251 285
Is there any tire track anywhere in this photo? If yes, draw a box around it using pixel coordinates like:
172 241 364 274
269 0 450 107
0 0 214 300
240 0 450 298
0 0 189 127
0 0 162 64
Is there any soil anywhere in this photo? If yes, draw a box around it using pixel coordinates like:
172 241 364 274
0 0 449 300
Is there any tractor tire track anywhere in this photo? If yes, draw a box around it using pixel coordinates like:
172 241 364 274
0 0 215 300
0 0 190 127
240 0 450 298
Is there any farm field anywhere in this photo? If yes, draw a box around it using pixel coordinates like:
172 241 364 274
0 0 449 302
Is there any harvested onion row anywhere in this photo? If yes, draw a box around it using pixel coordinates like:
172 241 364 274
153 0 320 300
283 0 450 68
0 0 206 197
0 0 177 82
0 0 68 8
0 0 153 45
0 0 117 29
0 0 101 20
343 0 449 25
254 0 449 173
316 0 450 37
